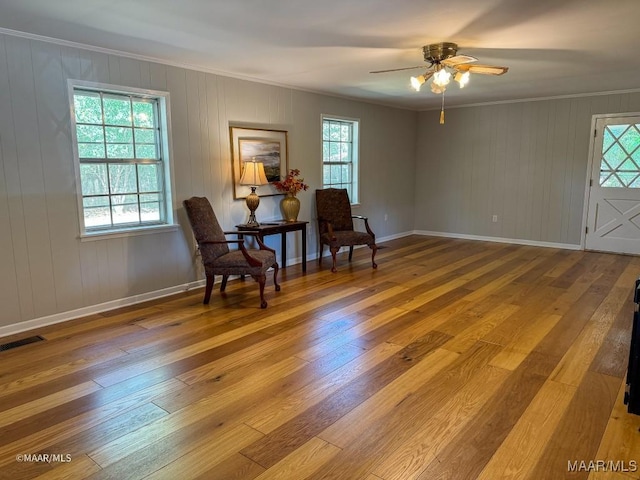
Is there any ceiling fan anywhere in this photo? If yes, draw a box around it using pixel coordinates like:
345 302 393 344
371 42 508 123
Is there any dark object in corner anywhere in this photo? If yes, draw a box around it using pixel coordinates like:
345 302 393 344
0 335 45 352
625 278 640 414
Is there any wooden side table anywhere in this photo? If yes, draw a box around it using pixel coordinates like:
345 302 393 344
236 220 308 272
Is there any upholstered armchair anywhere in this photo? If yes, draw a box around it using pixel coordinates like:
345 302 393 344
183 197 280 308
315 188 377 273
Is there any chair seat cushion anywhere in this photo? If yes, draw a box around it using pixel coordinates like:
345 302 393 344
210 249 275 275
321 230 374 248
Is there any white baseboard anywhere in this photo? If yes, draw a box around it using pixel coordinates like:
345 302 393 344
0 280 206 338
413 230 581 251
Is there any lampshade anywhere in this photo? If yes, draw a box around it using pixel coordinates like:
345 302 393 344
239 161 268 186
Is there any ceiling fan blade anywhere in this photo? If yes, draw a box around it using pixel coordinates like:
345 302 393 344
455 64 509 75
369 65 426 74
441 54 477 67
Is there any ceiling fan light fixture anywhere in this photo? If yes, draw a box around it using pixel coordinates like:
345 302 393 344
454 71 470 88
410 74 425 91
432 67 451 87
430 82 445 94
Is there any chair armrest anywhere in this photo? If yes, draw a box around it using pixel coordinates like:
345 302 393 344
199 239 242 245
352 215 375 239
200 238 263 267
230 230 276 254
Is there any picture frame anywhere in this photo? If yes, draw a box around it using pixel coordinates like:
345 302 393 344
230 126 288 199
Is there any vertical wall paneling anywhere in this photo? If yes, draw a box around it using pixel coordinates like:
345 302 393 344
6 36 57 318
415 91 640 246
0 35 22 325
31 40 84 314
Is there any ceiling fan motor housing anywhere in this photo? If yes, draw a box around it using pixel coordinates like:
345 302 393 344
423 42 458 63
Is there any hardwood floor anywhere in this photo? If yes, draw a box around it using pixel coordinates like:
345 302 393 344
2 235 640 480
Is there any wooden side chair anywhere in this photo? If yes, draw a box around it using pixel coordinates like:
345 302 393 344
315 188 378 273
183 196 280 308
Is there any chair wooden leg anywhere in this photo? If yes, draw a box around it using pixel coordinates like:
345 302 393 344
348 246 354 261
203 274 214 304
371 244 378 269
330 247 339 273
220 275 229 292
273 263 281 292
256 274 267 308
318 243 324 264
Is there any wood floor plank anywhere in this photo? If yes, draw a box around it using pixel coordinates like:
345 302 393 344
527 371 621 479
1 236 639 480
475 379 577 480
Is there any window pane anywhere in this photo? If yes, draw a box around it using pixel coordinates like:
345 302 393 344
78 143 106 159
105 126 133 143
323 165 331 184
83 196 110 208
322 122 330 140
136 144 157 159
112 194 140 225
329 142 340 161
76 125 104 143
109 164 137 193
80 163 109 195
340 143 351 162
138 164 160 192
74 93 102 124
103 96 132 126
112 202 140 224
133 101 154 127
331 165 341 184
84 206 111 228
141 202 160 221
135 128 156 144
107 144 134 159
329 123 341 141
341 124 350 141
341 164 351 183
140 193 160 203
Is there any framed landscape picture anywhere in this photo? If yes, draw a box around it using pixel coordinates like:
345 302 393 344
230 126 288 199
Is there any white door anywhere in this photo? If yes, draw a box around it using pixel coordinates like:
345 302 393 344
586 115 640 254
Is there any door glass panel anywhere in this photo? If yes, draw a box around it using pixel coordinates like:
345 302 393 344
599 123 640 188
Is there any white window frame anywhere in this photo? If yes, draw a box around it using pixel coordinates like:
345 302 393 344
68 80 177 240
321 115 360 204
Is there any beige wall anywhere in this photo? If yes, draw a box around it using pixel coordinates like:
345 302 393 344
0 33 417 331
414 93 640 246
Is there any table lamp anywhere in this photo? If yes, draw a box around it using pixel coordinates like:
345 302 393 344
239 159 269 226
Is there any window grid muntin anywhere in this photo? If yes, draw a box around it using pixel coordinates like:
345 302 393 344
599 123 640 188
74 88 165 231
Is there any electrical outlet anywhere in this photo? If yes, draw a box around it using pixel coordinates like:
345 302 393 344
492 215 498 223
384 214 388 221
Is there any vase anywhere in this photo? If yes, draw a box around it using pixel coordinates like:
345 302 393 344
281 193 300 222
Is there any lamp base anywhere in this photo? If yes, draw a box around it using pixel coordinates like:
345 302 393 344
245 187 261 227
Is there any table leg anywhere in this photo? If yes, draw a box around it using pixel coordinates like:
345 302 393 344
302 225 307 272
281 232 287 268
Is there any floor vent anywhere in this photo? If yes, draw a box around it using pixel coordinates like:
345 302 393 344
0 335 45 352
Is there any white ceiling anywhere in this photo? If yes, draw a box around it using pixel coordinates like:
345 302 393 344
1 0 639 110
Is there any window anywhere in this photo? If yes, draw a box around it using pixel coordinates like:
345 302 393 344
322 116 359 203
70 82 174 236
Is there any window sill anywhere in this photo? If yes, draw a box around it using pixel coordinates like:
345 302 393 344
80 223 180 242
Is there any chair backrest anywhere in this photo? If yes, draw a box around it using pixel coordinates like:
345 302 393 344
183 197 229 262
315 188 354 233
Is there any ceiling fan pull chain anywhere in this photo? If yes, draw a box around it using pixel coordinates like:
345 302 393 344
440 91 445 124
